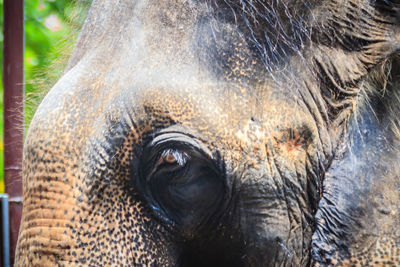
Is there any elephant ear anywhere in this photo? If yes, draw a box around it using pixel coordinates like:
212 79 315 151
311 1 400 266
304 0 400 128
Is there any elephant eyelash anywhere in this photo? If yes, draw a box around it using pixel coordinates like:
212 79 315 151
157 149 190 167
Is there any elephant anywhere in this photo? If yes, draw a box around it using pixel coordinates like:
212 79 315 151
15 0 400 266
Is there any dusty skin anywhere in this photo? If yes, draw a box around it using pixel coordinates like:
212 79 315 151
15 0 400 266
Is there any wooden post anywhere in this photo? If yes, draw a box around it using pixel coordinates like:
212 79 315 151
3 0 24 265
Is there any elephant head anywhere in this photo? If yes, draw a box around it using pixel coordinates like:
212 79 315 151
16 0 400 266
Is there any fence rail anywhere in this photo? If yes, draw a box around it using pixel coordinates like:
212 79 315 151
3 0 24 265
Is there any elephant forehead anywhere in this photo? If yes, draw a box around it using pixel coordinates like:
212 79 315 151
137 85 301 127
127 87 315 164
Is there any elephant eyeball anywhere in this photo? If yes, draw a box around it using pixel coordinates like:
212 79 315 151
138 138 227 234
158 149 189 166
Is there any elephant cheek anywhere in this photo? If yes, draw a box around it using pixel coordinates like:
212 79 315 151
238 178 311 266
239 196 291 264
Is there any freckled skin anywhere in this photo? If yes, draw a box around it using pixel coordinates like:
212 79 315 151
15 0 400 266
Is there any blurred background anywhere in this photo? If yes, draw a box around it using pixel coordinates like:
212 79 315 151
0 0 90 192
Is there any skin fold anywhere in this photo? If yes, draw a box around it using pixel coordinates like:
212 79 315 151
15 0 400 266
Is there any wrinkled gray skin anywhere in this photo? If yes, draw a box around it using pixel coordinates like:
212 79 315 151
16 0 400 266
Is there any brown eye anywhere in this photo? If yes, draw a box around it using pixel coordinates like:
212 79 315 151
156 149 189 168
164 153 177 164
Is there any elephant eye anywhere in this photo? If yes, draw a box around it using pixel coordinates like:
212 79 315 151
153 149 189 173
146 148 191 184
137 136 226 235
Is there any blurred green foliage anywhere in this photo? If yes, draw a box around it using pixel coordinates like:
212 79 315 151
24 0 90 122
1 0 90 193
